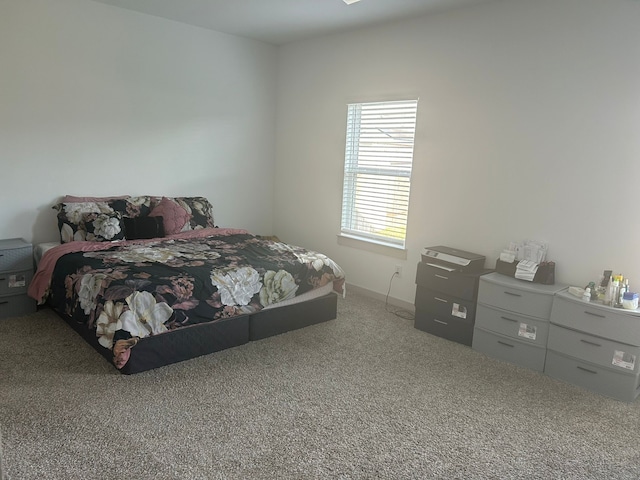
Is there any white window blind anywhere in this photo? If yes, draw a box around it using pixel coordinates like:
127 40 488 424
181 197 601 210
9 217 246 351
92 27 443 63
341 99 418 248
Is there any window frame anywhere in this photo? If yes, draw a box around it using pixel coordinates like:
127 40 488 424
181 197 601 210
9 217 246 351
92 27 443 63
339 98 418 252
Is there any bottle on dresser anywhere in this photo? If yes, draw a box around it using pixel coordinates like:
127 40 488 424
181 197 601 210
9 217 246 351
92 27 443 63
603 275 613 306
598 271 632 308
610 277 619 307
618 279 629 306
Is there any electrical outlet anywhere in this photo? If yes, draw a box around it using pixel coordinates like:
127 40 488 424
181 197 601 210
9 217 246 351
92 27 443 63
395 265 402 277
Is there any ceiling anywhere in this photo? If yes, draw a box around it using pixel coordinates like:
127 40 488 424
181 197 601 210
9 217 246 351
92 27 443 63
90 0 494 45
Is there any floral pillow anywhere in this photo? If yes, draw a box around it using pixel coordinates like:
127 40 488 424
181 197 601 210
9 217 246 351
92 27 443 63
54 196 213 242
180 197 215 229
54 198 154 243
110 196 152 218
55 202 114 243
82 212 126 242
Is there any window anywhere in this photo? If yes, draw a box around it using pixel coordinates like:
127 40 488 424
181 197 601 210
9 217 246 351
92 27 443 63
340 99 418 249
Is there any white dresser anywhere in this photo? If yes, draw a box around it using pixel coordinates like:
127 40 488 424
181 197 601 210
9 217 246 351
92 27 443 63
472 272 567 372
546 290 640 402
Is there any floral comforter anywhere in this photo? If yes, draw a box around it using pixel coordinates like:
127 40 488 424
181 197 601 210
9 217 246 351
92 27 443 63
30 228 345 369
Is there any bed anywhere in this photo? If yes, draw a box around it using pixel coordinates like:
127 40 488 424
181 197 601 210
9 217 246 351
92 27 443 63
28 195 345 374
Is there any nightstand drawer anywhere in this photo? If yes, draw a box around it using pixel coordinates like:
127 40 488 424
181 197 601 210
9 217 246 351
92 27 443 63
0 294 36 319
0 269 33 295
547 324 640 374
0 238 32 271
475 303 549 347
545 350 640 402
414 286 476 323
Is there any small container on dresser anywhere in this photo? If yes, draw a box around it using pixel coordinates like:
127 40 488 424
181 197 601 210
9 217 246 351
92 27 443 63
472 272 567 372
546 290 640 402
0 238 36 319
414 262 490 346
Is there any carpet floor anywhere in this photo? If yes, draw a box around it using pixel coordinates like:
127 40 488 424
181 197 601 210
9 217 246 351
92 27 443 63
1 290 639 479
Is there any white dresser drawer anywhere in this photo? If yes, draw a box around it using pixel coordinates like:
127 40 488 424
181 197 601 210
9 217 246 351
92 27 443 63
475 303 549 347
0 269 33 296
545 350 640 402
478 273 561 319
0 293 36 319
550 292 640 346
547 324 640 374
0 238 32 271
472 327 547 372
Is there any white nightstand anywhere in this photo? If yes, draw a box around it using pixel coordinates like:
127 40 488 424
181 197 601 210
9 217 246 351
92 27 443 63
0 238 36 319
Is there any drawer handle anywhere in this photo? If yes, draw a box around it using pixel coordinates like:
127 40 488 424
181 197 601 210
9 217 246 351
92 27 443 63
434 319 448 325
0 301 8 306
583 310 606 319
577 366 598 374
434 297 448 303
500 316 518 323
580 339 602 347
497 340 514 348
503 291 522 297
435 274 449 280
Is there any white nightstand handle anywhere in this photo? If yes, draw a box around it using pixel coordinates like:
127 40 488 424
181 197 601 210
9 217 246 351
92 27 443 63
503 291 522 297
577 366 597 374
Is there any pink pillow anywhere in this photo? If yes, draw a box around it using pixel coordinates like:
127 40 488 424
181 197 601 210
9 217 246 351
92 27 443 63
149 197 190 235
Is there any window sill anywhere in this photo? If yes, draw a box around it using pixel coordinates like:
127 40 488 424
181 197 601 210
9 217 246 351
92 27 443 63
337 234 407 259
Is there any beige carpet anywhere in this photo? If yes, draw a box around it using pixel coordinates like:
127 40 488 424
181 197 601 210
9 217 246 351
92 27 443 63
1 291 640 480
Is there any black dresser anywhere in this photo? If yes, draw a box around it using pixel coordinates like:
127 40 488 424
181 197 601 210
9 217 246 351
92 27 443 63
414 261 490 346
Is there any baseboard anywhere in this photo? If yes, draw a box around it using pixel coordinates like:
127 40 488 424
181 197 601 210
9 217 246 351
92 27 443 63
346 283 415 312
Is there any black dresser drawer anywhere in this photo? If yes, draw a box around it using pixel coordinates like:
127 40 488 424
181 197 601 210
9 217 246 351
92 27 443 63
415 262 481 301
414 285 477 323
414 309 474 346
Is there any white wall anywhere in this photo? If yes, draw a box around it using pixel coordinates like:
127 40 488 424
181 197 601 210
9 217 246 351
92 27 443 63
0 0 277 244
275 0 640 304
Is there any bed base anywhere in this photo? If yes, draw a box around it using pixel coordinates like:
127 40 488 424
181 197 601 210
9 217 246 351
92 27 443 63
55 309 250 374
52 293 338 374
249 293 338 340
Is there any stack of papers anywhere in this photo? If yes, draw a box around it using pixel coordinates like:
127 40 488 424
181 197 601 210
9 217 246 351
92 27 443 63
514 240 547 263
499 239 548 282
515 260 539 282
